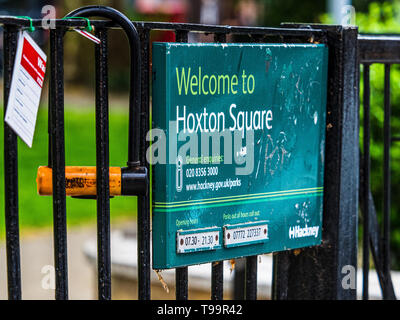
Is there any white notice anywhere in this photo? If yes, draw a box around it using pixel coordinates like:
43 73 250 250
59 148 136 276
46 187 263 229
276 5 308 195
5 31 47 147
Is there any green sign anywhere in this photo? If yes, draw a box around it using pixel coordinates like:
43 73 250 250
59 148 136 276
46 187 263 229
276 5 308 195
151 42 328 269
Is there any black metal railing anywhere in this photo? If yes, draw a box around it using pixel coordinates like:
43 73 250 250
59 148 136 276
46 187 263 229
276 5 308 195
358 34 398 300
0 5 397 300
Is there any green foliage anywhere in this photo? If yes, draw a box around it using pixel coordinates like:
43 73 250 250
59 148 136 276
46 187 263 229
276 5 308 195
356 1 400 33
0 105 137 236
261 0 326 26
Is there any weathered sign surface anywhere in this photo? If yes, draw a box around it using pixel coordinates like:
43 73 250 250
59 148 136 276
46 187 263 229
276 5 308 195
151 42 328 269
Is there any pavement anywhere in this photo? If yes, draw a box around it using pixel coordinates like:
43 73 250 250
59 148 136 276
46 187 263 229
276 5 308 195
0 226 96 300
1 224 400 300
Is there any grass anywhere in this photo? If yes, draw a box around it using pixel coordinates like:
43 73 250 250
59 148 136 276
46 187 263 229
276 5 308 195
0 104 137 236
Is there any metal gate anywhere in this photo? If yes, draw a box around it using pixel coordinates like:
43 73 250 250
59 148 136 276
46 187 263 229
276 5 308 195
0 5 397 300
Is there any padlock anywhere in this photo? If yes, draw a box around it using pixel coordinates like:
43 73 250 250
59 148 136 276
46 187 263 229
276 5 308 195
37 166 147 196
37 6 147 199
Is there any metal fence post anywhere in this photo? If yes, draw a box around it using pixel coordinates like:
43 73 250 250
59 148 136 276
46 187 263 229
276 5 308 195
3 24 22 301
138 25 151 300
49 27 69 300
273 25 359 300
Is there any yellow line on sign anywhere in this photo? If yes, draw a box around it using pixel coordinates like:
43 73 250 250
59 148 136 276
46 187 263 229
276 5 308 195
154 187 323 208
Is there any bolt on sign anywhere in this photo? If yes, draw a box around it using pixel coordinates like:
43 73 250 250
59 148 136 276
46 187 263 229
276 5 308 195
151 42 328 269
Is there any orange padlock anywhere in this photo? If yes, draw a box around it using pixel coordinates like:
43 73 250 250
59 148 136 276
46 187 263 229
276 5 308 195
36 165 147 197
37 166 122 196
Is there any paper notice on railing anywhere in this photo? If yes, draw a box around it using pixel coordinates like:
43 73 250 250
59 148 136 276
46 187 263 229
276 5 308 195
5 31 47 148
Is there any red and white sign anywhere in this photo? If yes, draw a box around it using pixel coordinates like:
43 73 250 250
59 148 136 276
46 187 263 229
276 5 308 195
5 31 47 147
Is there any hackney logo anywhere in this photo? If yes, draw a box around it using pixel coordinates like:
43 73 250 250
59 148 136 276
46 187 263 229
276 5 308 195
289 225 319 239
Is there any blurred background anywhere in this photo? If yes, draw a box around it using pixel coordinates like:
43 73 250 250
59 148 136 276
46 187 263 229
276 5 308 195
0 0 399 299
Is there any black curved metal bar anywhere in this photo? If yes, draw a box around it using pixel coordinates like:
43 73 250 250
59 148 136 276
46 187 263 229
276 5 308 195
65 5 142 167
